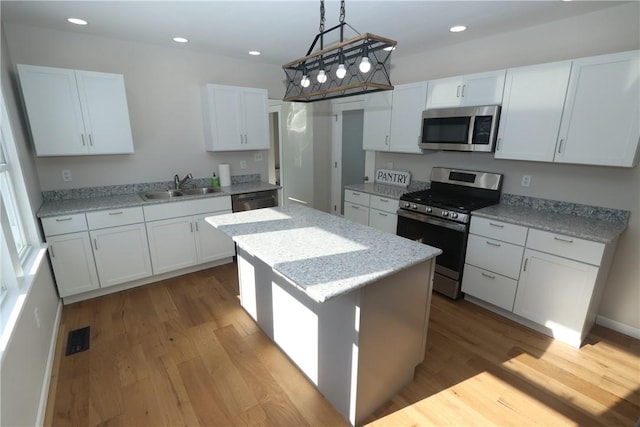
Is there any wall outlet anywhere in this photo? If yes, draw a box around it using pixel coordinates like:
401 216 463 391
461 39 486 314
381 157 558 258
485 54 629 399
521 175 532 188
254 153 263 162
240 160 247 170
62 169 72 182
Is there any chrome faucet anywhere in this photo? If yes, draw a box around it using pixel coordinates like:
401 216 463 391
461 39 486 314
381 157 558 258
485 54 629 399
174 173 193 189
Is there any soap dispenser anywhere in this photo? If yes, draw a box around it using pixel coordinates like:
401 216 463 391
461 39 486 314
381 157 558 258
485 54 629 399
211 172 219 188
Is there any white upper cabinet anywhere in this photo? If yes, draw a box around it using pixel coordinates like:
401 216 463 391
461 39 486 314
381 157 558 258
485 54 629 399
555 50 640 167
17 64 134 156
426 70 505 109
389 82 428 154
362 91 393 151
202 84 269 151
495 61 572 161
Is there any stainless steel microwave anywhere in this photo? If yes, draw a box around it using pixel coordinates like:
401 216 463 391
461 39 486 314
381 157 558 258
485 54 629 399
419 105 500 152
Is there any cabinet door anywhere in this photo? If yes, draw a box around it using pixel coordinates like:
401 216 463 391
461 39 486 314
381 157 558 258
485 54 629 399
203 84 243 151
146 217 197 275
17 64 87 156
462 264 518 312
344 203 369 226
426 76 462 108
514 249 598 345
90 223 152 288
240 88 269 150
368 209 397 234
495 61 571 161
194 212 235 263
461 70 506 106
362 91 392 151
75 71 134 154
47 232 99 297
389 83 427 153
556 50 640 167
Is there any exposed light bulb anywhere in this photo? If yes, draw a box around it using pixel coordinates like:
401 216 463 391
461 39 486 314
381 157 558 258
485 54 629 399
336 64 347 79
301 75 310 88
359 57 371 73
317 69 327 83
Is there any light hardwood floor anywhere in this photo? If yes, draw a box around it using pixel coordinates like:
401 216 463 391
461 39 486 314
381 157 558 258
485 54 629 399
44 263 639 426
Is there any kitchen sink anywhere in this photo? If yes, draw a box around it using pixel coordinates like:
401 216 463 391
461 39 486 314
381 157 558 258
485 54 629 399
141 187 221 201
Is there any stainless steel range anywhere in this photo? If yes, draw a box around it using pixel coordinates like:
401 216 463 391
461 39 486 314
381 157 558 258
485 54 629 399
396 167 503 299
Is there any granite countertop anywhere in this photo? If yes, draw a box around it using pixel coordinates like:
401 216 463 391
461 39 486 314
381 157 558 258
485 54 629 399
473 204 627 244
343 182 408 200
206 204 442 303
37 181 280 218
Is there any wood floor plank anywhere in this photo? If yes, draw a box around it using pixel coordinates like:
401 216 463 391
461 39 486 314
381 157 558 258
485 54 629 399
44 264 640 427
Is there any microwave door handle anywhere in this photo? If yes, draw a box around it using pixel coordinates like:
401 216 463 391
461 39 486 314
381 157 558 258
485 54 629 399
467 115 475 145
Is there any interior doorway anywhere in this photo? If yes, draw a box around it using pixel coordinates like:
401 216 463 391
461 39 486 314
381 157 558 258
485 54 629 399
331 99 367 216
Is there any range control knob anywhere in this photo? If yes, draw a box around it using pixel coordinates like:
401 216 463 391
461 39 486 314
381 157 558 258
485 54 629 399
411 204 418 209
450 212 459 219
404 202 411 208
425 207 432 213
442 211 449 217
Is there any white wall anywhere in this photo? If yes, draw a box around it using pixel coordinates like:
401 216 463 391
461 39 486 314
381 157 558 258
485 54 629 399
3 22 287 190
378 2 640 332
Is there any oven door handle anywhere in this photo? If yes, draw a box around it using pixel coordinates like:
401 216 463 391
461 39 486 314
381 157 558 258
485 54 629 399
397 209 467 232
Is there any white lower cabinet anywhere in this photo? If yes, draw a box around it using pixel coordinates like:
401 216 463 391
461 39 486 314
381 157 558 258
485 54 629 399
90 223 152 287
463 216 612 347
47 231 100 297
146 217 199 275
194 213 236 263
343 189 398 233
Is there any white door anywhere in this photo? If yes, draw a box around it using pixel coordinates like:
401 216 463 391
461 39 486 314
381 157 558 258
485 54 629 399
206 85 243 151
75 70 134 154
194 213 235 263
241 88 269 150
331 99 369 215
461 70 506 106
47 232 99 297
90 223 152 287
146 217 197 275
17 64 86 156
389 83 427 153
514 249 598 341
343 203 369 225
426 76 463 108
362 91 392 151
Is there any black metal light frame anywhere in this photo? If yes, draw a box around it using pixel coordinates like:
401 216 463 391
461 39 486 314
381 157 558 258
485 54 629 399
282 18 397 102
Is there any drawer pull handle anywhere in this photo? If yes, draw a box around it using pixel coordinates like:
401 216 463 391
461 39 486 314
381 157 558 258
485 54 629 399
554 236 573 243
486 241 501 247
108 211 124 215
523 258 528 272
481 272 495 279
378 212 388 217
557 139 564 154
352 192 361 196
81 134 86 146
379 198 388 203
55 217 73 222
88 134 94 146
195 222 199 232
489 222 504 228
190 223 194 233
93 239 98 251
50 245 55 258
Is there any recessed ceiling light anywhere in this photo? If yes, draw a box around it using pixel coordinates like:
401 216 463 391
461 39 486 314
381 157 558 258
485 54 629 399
173 37 189 43
449 25 467 33
248 51 261 56
67 18 88 26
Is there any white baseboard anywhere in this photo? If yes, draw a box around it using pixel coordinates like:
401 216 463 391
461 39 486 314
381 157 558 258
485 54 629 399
596 315 640 339
35 299 63 427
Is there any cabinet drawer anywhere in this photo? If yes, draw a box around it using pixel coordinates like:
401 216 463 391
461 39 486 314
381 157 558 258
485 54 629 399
526 229 604 266
86 207 144 229
344 203 369 226
41 213 88 236
344 190 370 206
369 195 397 214
470 216 528 245
368 209 397 234
462 264 518 312
466 233 524 279
143 196 232 222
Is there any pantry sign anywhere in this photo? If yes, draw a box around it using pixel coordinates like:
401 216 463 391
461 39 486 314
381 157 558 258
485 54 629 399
375 169 411 187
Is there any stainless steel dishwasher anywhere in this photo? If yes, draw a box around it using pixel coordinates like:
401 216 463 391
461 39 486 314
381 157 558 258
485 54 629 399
231 189 278 212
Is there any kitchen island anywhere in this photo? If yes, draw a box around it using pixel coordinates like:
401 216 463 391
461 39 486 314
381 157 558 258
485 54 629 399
206 204 441 426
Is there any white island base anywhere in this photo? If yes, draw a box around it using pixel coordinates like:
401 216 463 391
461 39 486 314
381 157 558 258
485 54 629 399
236 246 435 426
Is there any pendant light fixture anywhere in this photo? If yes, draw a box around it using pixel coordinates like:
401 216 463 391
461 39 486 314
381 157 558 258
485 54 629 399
283 0 397 103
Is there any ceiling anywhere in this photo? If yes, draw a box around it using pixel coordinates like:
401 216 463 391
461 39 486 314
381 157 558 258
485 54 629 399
0 1 629 65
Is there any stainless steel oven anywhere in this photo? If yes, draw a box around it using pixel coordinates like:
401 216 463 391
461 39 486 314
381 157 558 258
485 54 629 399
396 167 503 299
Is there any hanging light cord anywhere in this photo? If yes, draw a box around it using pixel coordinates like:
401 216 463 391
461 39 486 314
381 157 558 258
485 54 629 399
319 0 325 33
339 0 345 23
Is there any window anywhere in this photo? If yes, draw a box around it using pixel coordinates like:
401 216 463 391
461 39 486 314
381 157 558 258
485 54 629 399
1 89 41 344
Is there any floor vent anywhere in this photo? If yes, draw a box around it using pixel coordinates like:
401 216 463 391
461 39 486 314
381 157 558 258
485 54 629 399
65 326 90 356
